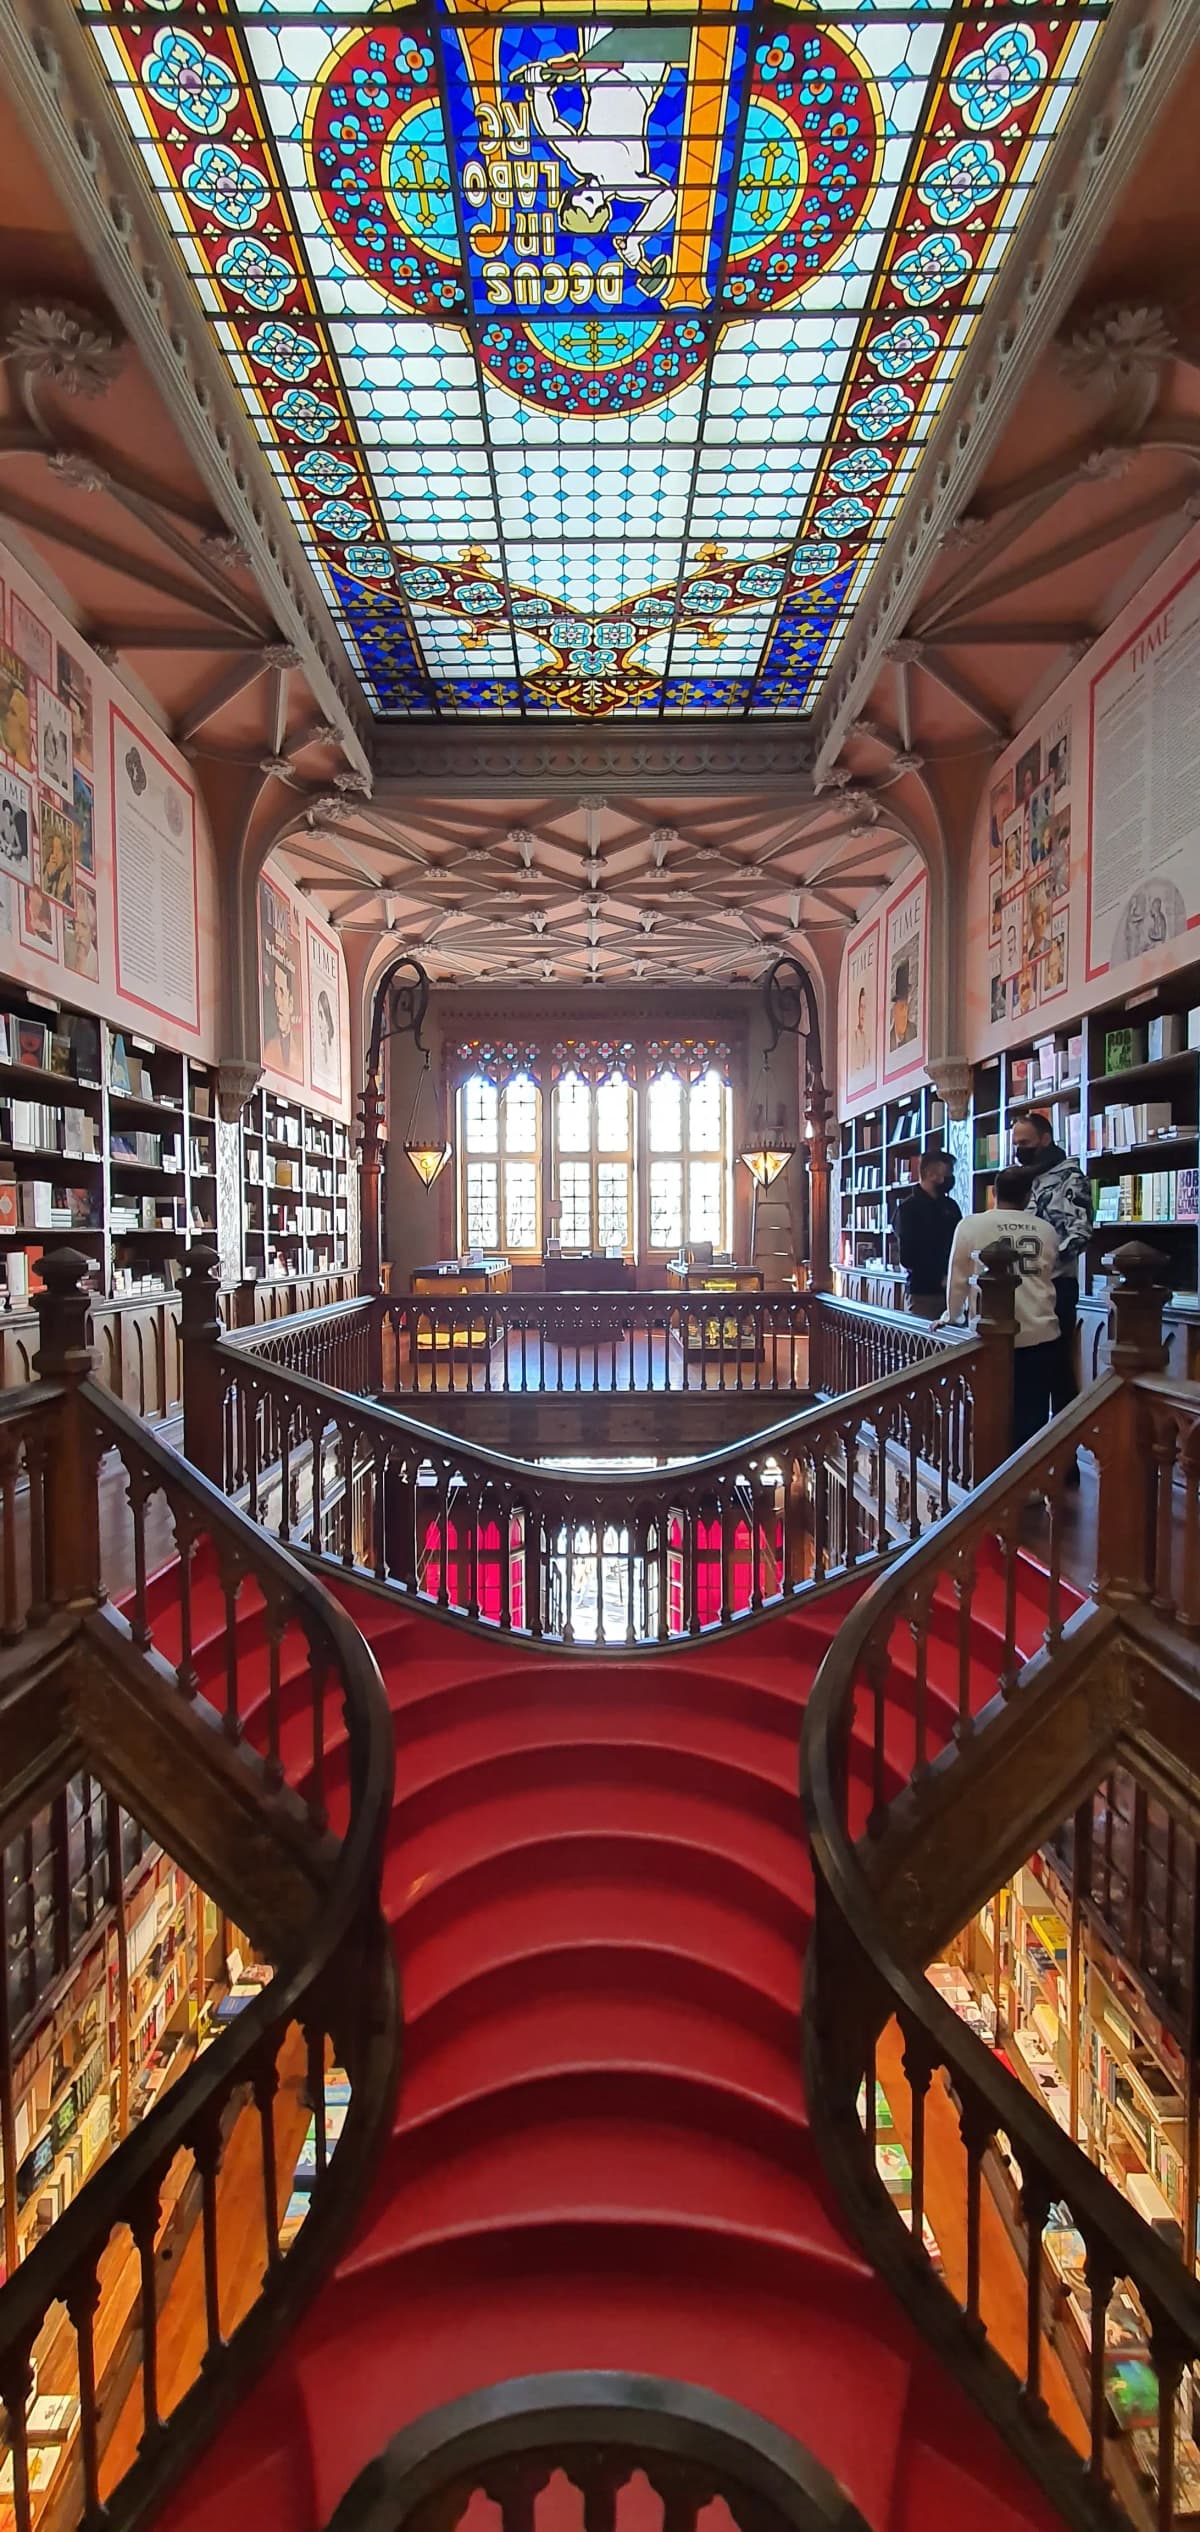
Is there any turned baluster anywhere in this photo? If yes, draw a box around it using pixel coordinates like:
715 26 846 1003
1017 2160 1052 2424
1083 2239 1116 2489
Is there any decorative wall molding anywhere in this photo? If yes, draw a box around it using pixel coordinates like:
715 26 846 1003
6 298 123 398
811 0 1200 779
8 0 371 763
373 723 816 797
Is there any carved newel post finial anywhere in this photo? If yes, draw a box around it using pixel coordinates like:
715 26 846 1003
1107 1241 1170 1374
32 1247 96 1382
974 1237 1020 1338
971 1238 1019 1479
180 1243 224 1484
32 1250 100 1608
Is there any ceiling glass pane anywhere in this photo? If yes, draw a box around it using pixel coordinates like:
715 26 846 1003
81 0 1110 719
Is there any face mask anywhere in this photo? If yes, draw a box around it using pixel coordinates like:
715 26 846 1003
1016 1145 1042 1168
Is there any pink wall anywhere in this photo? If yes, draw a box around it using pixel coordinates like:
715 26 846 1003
837 856 929 1117
0 535 220 1057
966 523 1200 1060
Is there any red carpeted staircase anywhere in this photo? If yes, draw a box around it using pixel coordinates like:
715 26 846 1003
155 1559 1072 2532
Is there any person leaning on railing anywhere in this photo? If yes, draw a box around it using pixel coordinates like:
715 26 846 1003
940 1165 1061 1452
895 1148 961 1319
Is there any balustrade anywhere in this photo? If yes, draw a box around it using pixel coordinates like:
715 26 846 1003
188 1246 1016 1648
0 1252 396 2532
803 1244 1200 2532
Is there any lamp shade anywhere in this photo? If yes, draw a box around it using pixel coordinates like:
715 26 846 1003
404 1050 451 1187
739 1139 794 1190
404 1137 451 1189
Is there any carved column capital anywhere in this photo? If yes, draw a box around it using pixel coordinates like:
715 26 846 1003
928 1058 973 1122
217 1060 262 1122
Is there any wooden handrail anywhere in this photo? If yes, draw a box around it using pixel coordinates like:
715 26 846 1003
0 1255 399 2532
326 2372 870 2532
800 1241 1200 2532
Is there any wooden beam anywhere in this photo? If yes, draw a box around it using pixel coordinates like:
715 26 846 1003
922 482 1191 636
936 621 1094 648
919 650 1010 739
175 656 270 745
0 486 253 626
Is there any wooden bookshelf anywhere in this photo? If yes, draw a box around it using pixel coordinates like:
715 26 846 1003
967 958 1200 1312
834 1082 949 1302
0 979 218 1302
241 1087 352 1283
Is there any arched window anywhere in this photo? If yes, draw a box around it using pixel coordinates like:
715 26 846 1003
457 1072 541 1257
646 1065 732 1254
552 1070 634 1254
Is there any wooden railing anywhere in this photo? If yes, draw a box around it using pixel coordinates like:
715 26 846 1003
802 1243 1200 2532
0 1253 396 2532
377 1288 811 1398
220 1275 972 1417
326 2372 870 2532
184 1248 1023 1647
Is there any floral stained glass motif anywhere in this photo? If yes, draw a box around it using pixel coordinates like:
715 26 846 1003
81 0 1109 721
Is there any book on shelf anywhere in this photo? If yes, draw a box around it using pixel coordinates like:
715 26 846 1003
1088 1101 1180 1153
191 1080 212 1118
1147 1014 1187 1060
1105 1026 1148 1073
107 1033 132 1096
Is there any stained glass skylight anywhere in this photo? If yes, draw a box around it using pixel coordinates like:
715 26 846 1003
82 0 1110 719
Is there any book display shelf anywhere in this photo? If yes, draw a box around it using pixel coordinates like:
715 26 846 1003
834 1083 949 1290
242 1086 353 1282
932 1811 1200 2528
969 956 1200 1311
0 977 356 1303
0 978 217 1303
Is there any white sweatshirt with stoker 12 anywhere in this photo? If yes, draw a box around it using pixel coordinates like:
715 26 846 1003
944 1208 1059 1349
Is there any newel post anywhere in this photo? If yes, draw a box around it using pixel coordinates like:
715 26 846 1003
970 1238 1018 1481
1107 1239 1170 1375
180 1244 225 1487
1094 1241 1171 1607
33 1249 102 1609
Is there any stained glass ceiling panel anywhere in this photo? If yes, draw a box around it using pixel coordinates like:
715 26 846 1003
81 0 1110 719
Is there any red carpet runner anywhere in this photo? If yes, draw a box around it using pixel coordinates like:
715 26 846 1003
159 1570 1068 2532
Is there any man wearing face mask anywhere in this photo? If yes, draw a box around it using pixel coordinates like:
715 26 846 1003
1010 1110 1093 1458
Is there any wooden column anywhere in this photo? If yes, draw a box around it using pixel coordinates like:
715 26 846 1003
804 1065 834 1291
1095 1240 1171 1606
32 1247 102 1610
179 1242 225 1487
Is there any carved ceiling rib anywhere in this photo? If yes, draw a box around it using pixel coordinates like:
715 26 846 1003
918 476 1199 638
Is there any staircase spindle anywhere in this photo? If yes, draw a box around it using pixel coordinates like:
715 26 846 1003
0 2338 36 2532
254 2046 282 2270
1082 2245 1116 2486
954 1548 975 1737
132 2174 163 2448
958 2091 991 2341
1018 2167 1050 2422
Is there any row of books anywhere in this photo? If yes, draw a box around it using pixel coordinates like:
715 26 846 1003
1092 1169 1199 1226
1105 1014 1200 1071
111 1130 181 1170
1088 1101 1190 1152
1010 1034 1082 1097
0 1009 100 1084
2 1181 95 1229
1 1097 99 1156
280 2067 352 2252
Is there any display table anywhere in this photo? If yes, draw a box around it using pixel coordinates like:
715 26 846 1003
410 1258 510 1351
664 1262 765 1359
542 1254 634 1293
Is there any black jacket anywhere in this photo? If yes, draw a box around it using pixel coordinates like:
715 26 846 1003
896 1188 962 1290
